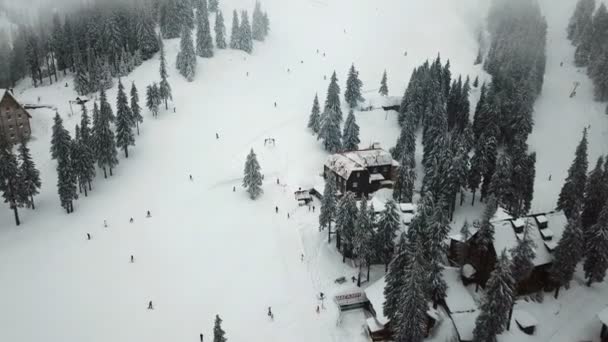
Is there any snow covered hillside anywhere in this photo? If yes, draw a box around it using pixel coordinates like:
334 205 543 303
0 0 607 342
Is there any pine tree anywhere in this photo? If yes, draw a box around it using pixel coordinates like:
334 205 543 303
242 148 263 199
379 70 388 96
72 125 95 197
344 64 363 109
159 37 172 110
583 201 608 286
472 251 515 342
214 10 227 49
307 94 321 134
0 134 24 225
550 215 583 298
147 83 161 117
161 0 182 39
383 236 409 322
509 222 536 287
252 1 265 41
196 0 214 58
318 107 342 153
209 0 219 12
229 10 240 49
96 94 119 178
100 58 114 90
354 195 374 286
176 25 197 81
324 71 342 122
100 88 115 122
342 109 360 151
377 199 400 271
262 12 270 37
476 197 498 277
335 191 357 257
130 82 143 135
51 112 72 161
568 0 595 44
238 11 253 54
73 46 89 95
213 314 227 342
393 152 416 203
116 79 135 158
137 9 160 59
52 115 77 213
17 139 41 209
177 0 194 30
488 153 514 212
581 156 608 229
557 128 589 218
319 174 337 234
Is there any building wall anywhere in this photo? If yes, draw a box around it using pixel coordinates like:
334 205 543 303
0 92 31 143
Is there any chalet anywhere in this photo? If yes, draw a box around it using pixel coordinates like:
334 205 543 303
324 147 399 198
0 89 32 143
450 209 568 294
600 307 608 342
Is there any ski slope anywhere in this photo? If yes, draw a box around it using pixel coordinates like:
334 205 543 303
0 0 607 341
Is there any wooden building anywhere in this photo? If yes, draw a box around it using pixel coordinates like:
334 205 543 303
324 147 399 198
449 209 568 294
0 89 32 143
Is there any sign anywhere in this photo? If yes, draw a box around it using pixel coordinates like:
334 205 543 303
334 290 368 307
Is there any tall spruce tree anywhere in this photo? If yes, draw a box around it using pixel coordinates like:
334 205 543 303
344 64 363 109
147 83 161 117
252 1 265 41
239 11 253 54
72 125 95 197
130 82 143 135
177 0 194 29
472 250 515 342
324 71 342 123
383 235 409 322
213 314 227 342
307 93 321 134
229 10 240 49
377 199 400 271
17 139 41 209
0 134 24 225
581 156 608 229
116 79 135 158
354 196 374 286
550 215 584 298
319 174 337 238
342 109 360 151
96 94 119 178
335 191 357 258
583 201 608 286
318 107 342 153
488 153 515 213
159 37 172 109
51 114 77 213
379 70 388 96
242 148 263 199
176 24 197 82
393 152 416 203
137 9 160 59
160 0 182 39
214 10 227 49
196 0 214 58
209 0 219 12
509 222 536 287
557 128 589 218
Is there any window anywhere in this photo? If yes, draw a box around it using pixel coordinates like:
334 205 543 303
18 114 22 119
10 133 15 138
8 125 13 130
383 166 388 172
353 182 358 188
19 123 23 128
6 114 12 120
356 172 360 178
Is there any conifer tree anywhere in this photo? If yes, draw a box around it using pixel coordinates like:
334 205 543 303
196 0 214 58
242 148 263 199
239 11 253 54
72 125 95 197
318 107 342 153
488 153 514 212
262 12 270 37
73 46 89 95
393 152 416 203
116 79 135 158
147 83 161 117
324 71 343 122
550 215 584 298
252 1 265 41
100 88 115 122
0 134 24 225
354 196 374 286
214 10 227 49
176 25 197 82
51 112 72 161
177 0 194 30
344 64 363 109
472 251 515 342
307 93 321 134
213 314 227 342
229 10 240 49
379 70 388 96
335 191 357 257
476 197 498 276
509 222 536 287
51 114 77 213
342 109 360 151
17 139 41 209
557 128 589 218
583 201 608 286
377 199 400 271
457 220 471 266
581 156 608 229
130 82 143 135
383 235 409 321
160 0 182 39
319 174 337 237
96 94 119 178
159 37 172 109
209 0 219 12
137 9 160 59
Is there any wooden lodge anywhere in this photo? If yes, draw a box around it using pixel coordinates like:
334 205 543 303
0 89 32 143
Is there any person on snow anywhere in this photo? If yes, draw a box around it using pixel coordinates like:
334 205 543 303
148 301 154 310
130 255 134 263
216 133 219 139
87 233 91 240
274 102 277 108
316 305 320 314
275 206 279 213
233 186 236 192
200 333 203 342
146 211 151 218
276 178 280 185
267 307 273 319
104 220 108 228
190 174 193 181
287 213 290 219
130 218 134 223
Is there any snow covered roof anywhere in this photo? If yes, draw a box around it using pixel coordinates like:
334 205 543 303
366 317 384 333
513 310 538 328
369 173 385 182
399 203 415 213
325 148 396 180
443 267 479 341
364 276 389 325
490 210 568 267
512 218 525 229
599 307 608 325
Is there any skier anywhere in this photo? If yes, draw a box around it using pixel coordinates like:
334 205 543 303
246 71 249 76
173 107 176 113
190 174 193 181
274 102 277 108
301 253 304 262
300 60 303 64
267 307 273 320
316 49 319 53
316 305 320 314
104 220 108 228
287 213 290 219
87 233 91 240
148 301 154 310
287 68 290 73
233 186 236 192
275 206 279 213
146 211 151 218
130 255 134 263
560 61 563 67
323 75 326 80
548 174 552 181
130 218 134 223
200 333 204 342
216 132 219 139
276 178 280 185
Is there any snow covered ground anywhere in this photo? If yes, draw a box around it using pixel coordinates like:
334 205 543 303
0 0 607 341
